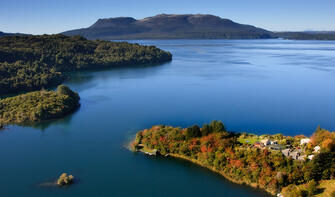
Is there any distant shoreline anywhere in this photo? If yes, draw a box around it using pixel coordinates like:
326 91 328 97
111 38 335 41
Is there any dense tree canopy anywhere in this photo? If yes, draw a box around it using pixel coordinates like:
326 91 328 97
0 34 172 95
0 85 80 124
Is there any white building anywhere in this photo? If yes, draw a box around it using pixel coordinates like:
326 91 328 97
261 139 270 146
308 155 315 160
300 138 311 145
314 146 321 153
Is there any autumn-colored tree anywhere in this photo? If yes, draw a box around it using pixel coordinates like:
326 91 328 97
321 138 335 152
311 129 334 145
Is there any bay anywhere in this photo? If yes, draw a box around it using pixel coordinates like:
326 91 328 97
1 39 335 197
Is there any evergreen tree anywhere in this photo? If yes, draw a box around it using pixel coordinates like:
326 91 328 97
186 125 201 140
209 120 226 132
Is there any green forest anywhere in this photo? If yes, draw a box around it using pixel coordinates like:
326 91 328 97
0 85 80 125
0 34 172 95
132 121 335 196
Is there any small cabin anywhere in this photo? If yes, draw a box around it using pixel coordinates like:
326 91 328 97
282 149 290 157
269 144 284 150
282 148 305 160
290 150 302 160
261 139 270 146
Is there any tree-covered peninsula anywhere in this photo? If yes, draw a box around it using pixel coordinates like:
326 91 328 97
131 121 335 196
0 85 80 125
0 34 172 95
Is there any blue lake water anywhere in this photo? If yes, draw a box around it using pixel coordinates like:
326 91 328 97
1 39 335 196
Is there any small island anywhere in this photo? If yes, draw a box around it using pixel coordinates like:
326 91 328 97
131 121 335 196
0 34 172 95
57 173 75 186
0 85 80 125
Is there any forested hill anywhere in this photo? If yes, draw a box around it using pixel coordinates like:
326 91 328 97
0 34 172 95
0 85 80 125
62 14 274 40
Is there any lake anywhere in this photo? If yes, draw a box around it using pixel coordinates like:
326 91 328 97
1 39 335 197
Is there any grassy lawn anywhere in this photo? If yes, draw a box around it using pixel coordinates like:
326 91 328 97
237 137 260 144
315 179 335 197
282 179 335 197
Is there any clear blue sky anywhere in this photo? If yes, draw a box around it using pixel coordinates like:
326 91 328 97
1 0 334 34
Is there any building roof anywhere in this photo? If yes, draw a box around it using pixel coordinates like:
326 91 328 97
282 149 290 157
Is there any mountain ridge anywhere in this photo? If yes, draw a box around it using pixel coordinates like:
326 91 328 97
62 14 275 40
0 31 28 37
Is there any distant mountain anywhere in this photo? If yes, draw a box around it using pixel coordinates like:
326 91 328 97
62 14 274 40
0 31 14 37
0 31 28 37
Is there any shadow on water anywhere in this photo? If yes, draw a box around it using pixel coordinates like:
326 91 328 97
64 61 171 79
36 178 80 192
64 61 171 92
132 152 272 197
31 113 77 131
7 106 79 132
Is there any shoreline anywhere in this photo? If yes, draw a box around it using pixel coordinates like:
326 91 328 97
167 153 276 196
131 144 276 196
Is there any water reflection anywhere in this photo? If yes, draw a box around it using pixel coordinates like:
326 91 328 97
29 110 78 131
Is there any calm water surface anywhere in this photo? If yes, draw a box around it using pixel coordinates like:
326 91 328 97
1 39 335 197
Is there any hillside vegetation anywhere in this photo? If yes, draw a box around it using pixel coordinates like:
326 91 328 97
0 34 172 95
0 85 80 125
